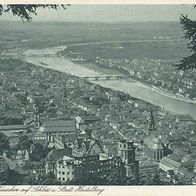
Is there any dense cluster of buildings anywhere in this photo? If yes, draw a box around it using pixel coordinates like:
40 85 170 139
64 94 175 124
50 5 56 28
119 59 196 100
0 58 196 185
71 54 196 100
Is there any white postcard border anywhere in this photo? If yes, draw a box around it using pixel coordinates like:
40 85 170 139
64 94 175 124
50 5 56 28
0 0 196 195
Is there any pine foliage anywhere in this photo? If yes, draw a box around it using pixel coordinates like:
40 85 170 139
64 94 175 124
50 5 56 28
176 9 196 70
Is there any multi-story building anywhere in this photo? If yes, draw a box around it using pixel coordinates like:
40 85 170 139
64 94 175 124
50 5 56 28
55 153 125 184
48 133 139 184
33 104 40 129
45 147 72 174
2 131 19 147
32 132 47 145
159 154 182 174
39 119 77 143
56 155 75 183
75 115 100 130
117 139 139 181
0 125 27 135
74 154 124 183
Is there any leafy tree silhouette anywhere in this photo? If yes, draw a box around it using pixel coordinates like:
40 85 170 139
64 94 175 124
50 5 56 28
0 4 69 21
0 132 10 154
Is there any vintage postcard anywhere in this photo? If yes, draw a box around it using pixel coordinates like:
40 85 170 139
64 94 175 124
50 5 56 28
0 0 196 195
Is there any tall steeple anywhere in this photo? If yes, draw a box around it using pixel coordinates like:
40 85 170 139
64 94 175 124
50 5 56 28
63 88 67 99
147 110 156 135
34 101 40 129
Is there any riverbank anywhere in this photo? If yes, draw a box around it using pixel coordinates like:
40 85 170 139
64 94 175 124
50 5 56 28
23 46 196 120
23 46 67 56
134 81 196 104
62 43 195 104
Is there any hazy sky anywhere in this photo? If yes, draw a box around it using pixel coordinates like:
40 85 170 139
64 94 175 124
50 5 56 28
1 4 196 22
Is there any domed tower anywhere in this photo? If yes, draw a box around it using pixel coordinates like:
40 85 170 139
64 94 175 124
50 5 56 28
144 110 169 162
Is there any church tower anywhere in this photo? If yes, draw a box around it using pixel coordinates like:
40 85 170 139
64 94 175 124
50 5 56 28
147 110 156 135
62 86 71 119
63 88 67 100
117 139 139 181
144 110 168 162
34 103 40 129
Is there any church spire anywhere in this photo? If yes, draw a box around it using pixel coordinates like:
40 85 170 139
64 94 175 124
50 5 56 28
147 110 156 135
34 100 40 129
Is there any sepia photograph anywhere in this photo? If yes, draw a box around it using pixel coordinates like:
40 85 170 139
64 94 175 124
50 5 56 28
0 1 196 192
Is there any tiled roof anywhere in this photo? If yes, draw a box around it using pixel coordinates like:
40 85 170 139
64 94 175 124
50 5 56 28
160 156 181 168
41 119 75 133
81 116 100 122
3 132 18 138
42 119 74 127
167 154 182 162
178 166 194 179
189 140 196 146
6 158 28 175
62 155 74 161
144 133 165 150
0 125 26 131
24 118 34 125
46 148 72 161
32 132 47 137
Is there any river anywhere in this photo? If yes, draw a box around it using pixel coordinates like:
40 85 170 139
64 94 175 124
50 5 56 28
23 47 196 120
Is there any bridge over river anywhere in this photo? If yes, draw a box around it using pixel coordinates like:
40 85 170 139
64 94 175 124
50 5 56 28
81 75 129 81
24 47 196 120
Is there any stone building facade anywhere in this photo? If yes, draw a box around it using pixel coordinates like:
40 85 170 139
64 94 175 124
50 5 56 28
117 139 139 181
